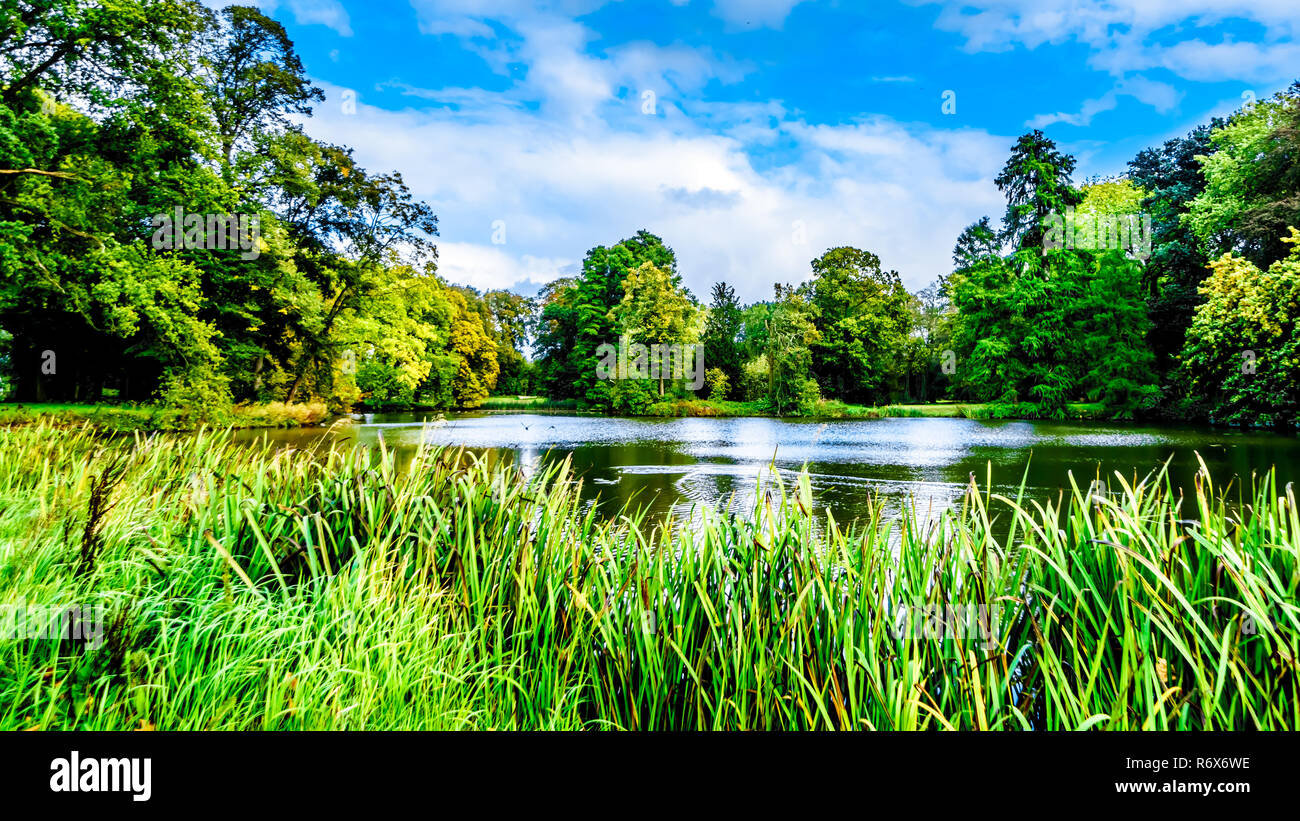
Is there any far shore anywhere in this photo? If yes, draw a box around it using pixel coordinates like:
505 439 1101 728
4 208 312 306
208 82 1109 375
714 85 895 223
0 397 1126 433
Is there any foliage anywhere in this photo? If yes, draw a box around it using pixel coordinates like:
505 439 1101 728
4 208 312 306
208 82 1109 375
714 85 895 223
1 424 1295 730
0 0 455 413
1186 83 1300 269
740 354 770 402
611 260 698 397
946 131 1158 418
1128 123 1218 374
802 247 912 405
704 367 729 400
1178 227 1300 427
533 231 683 408
765 285 821 415
994 129 1083 251
701 281 742 398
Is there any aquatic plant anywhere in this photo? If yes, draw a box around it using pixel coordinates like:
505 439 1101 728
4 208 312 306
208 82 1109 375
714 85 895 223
0 423 1293 729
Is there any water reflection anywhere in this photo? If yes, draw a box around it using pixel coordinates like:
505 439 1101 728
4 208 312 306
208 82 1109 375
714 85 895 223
234 412 1300 528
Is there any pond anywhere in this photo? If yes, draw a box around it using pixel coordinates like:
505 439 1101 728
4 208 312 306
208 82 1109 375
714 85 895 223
233 411 1300 528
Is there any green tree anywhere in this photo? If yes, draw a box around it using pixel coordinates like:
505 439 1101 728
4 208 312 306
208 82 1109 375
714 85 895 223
445 287 500 407
995 130 1083 252
1187 83 1300 269
765 284 820 415
803 246 911 404
485 289 535 395
952 216 1001 269
1179 227 1300 427
1128 123 1218 374
948 138 1156 417
701 281 742 398
534 230 679 407
902 281 952 403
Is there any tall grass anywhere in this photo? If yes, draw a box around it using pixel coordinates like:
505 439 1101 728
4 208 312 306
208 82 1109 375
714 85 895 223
477 396 577 411
0 422 1294 729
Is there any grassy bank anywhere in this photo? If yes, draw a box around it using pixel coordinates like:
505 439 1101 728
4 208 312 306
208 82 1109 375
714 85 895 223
637 398 1107 420
0 401 332 432
477 395 579 411
0 422 1294 729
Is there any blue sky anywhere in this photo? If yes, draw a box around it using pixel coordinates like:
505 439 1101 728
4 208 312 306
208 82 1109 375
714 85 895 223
229 0 1300 302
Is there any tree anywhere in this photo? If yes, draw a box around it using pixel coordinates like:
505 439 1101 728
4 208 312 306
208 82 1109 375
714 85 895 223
533 230 679 407
0 0 208 110
1179 227 1300 428
0 1 452 415
701 281 742 398
995 130 1082 252
952 216 1001 270
765 284 820 415
1128 123 1218 374
1187 83 1300 269
198 6 322 174
532 277 581 399
485 289 535 395
445 287 499 407
610 260 697 397
948 247 1156 415
902 281 952 403
803 246 911 404
947 139 1156 417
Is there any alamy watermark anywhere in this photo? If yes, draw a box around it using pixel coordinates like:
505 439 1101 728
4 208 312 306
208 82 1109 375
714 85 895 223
889 602 1000 654
151 206 261 260
1042 206 1152 261
595 335 705 391
0 602 105 648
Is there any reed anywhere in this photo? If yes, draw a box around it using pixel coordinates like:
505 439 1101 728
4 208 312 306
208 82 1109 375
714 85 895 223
477 396 577 411
0 422 1293 729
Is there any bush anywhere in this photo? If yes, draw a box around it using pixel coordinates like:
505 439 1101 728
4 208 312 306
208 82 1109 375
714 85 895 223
235 401 330 427
157 368 233 425
740 356 770 402
705 368 730 401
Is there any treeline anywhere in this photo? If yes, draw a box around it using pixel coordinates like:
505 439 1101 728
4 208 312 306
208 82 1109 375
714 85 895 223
530 233 935 415
945 85 1300 426
3 2 1298 426
0 1 528 413
532 84 1300 426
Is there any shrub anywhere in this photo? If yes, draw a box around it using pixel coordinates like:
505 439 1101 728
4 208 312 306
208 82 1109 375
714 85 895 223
705 368 730 401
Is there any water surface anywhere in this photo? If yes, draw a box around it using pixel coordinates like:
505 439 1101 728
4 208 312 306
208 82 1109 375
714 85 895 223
236 412 1300 527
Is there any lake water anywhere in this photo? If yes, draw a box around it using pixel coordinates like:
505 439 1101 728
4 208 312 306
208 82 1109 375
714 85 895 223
234 411 1300 528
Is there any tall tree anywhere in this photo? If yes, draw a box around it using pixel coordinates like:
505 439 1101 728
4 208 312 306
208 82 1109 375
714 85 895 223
199 5 322 174
701 281 742 399
1179 227 1300 428
803 246 911 405
611 260 696 397
485 289 535 395
765 284 820 415
1187 83 1300 269
995 130 1082 253
535 230 678 407
1128 122 1218 374
952 216 1001 270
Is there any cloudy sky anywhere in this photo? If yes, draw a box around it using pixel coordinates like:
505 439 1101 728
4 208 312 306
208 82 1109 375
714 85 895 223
230 0 1298 302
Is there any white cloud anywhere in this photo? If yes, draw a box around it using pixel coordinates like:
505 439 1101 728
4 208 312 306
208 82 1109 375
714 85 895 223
915 0 1300 83
1091 39 1300 84
284 0 353 35
305 81 1009 301
206 0 353 36
405 5 755 129
283 2 1016 301
1027 74 1182 128
435 243 574 292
